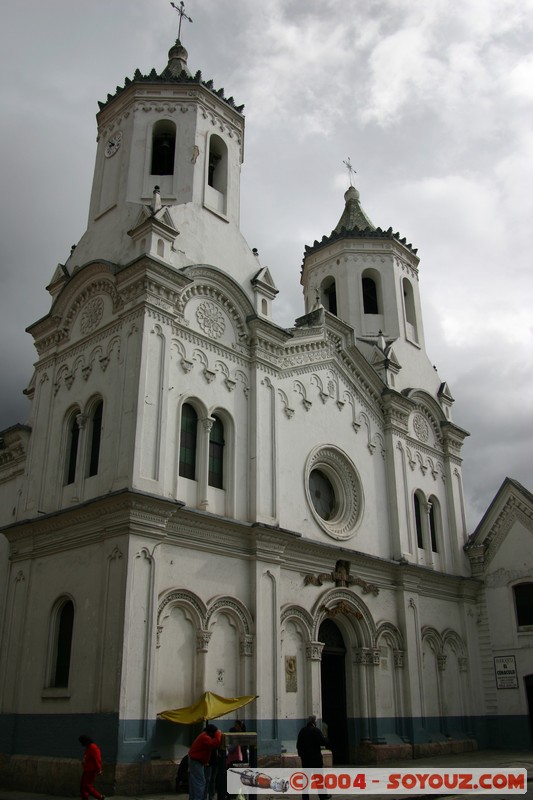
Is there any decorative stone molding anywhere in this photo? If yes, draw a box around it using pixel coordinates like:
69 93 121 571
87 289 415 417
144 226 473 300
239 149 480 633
285 655 297 692
306 641 324 661
196 300 226 340
458 656 468 673
437 654 447 671
304 560 379 595
413 413 430 442
353 647 374 665
196 629 212 653
240 634 254 656
178 280 247 342
76 413 89 429
321 600 363 620
205 597 253 635
80 297 105 334
278 388 295 419
305 445 363 540
393 650 405 668
108 546 123 561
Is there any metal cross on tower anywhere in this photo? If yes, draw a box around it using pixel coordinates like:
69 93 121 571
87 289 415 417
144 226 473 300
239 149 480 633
342 157 356 187
170 1 193 42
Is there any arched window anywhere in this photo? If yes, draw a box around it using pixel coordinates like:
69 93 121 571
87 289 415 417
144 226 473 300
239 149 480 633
179 403 198 480
362 276 379 314
207 134 228 194
414 492 424 549
514 583 533 627
51 599 74 688
402 278 418 342
65 413 80 485
208 415 225 489
88 400 103 478
322 278 337 316
151 120 176 176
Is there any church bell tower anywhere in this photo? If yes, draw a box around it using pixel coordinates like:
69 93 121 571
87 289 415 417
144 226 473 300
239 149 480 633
65 39 260 292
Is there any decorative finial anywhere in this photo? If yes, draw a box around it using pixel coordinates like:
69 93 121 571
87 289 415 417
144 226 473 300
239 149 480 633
343 157 356 187
170 1 193 42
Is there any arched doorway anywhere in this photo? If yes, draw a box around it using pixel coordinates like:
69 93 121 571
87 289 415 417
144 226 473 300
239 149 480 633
319 618 349 763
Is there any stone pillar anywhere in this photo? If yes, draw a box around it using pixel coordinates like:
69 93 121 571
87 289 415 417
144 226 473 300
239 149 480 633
195 629 212 695
353 647 371 740
306 641 325 719
198 417 214 509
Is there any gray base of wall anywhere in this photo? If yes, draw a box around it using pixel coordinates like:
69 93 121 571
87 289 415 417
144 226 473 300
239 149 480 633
0 754 179 797
1 711 531 795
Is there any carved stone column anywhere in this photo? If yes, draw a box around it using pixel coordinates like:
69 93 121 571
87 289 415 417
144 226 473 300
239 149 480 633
240 634 254 696
195 629 212 695
353 647 371 740
306 641 324 720
198 417 214 509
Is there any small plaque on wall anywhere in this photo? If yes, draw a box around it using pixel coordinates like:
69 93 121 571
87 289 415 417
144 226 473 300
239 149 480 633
285 655 297 692
494 656 518 689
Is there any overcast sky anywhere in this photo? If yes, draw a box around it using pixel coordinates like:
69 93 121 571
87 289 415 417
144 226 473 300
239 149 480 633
1 0 532 531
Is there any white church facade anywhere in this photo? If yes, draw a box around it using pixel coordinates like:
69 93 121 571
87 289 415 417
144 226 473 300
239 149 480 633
0 33 532 795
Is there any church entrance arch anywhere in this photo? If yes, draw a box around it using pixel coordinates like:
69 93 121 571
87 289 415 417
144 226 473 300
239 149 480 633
319 618 348 764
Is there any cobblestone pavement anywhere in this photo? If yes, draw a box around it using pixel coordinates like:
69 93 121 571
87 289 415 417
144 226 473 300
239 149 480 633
0 749 531 800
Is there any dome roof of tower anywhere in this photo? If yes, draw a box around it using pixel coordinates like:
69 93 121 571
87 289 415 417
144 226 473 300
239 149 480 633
303 185 418 261
97 39 245 114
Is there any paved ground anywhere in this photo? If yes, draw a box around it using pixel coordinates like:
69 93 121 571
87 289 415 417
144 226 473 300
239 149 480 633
0 749 531 800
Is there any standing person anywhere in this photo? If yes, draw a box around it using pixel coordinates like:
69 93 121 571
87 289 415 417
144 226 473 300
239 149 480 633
204 747 218 800
78 735 105 800
188 723 222 800
296 716 330 800
226 719 246 767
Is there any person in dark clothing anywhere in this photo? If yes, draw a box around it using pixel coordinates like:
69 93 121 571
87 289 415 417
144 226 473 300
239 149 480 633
296 716 330 800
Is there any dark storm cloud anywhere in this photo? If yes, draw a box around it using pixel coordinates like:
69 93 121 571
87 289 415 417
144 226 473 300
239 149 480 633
1 0 532 530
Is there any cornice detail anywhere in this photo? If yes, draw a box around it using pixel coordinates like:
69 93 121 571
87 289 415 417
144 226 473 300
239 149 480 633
304 559 379 595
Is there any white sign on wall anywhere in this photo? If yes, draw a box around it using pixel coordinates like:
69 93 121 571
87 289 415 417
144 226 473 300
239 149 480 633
494 656 518 689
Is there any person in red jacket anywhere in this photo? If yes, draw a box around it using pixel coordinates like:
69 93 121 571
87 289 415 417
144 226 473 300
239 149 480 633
188 723 222 800
78 735 105 800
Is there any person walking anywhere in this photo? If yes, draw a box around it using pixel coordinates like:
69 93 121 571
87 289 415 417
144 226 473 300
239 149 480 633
296 716 330 800
78 735 105 800
188 723 222 800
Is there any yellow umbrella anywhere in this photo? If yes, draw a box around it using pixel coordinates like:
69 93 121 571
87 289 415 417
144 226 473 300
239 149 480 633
158 691 257 724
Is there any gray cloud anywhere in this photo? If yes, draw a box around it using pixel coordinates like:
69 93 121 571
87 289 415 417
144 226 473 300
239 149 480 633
1 0 531 532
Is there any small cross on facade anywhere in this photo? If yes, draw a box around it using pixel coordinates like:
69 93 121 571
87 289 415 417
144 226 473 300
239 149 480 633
343 157 356 187
170 1 193 42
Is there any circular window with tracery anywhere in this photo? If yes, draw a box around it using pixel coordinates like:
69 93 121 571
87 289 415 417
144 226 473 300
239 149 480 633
304 446 363 540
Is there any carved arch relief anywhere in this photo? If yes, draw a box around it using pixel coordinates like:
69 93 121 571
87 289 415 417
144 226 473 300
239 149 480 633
53 335 121 395
65 279 123 336
170 338 249 396
421 625 469 720
311 587 376 648
178 282 248 343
